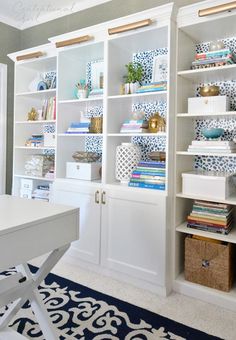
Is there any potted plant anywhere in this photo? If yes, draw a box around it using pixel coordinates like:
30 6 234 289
124 62 143 94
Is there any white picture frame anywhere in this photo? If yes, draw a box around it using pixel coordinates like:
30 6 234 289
90 60 104 89
152 55 168 83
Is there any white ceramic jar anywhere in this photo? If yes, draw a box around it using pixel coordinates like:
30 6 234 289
115 143 141 183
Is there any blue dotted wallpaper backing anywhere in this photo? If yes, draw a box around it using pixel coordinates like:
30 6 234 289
194 37 236 172
84 49 168 159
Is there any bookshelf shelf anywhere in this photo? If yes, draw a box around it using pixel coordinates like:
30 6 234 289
58 133 103 137
15 120 56 124
177 151 236 157
14 174 54 182
107 132 166 137
178 64 236 83
15 146 56 150
16 89 56 97
177 112 236 119
108 91 167 100
58 97 103 104
176 222 236 244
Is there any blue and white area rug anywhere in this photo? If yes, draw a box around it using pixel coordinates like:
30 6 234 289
0 268 221 340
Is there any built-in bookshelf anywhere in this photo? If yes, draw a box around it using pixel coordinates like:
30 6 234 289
175 0 236 311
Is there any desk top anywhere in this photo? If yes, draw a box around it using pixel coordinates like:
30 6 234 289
0 195 78 236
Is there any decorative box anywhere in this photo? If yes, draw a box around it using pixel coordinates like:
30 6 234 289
20 178 34 190
188 96 230 114
20 189 32 199
44 133 56 147
25 155 54 177
182 171 235 200
185 236 233 292
66 162 101 181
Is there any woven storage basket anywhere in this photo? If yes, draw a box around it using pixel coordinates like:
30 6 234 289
185 236 234 292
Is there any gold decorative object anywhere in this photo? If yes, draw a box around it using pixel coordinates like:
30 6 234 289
200 85 220 97
148 113 166 133
108 19 152 35
72 151 100 163
198 1 236 17
148 151 166 162
56 35 93 48
27 107 38 121
16 51 44 61
90 117 103 133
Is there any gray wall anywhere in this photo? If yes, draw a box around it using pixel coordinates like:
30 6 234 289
0 23 21 193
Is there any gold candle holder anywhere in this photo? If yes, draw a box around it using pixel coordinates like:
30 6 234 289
90 117 103 133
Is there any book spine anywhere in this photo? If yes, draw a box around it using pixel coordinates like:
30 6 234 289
128 182 165 190
132 171 166 177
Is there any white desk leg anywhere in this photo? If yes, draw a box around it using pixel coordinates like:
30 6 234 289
0 245 70 339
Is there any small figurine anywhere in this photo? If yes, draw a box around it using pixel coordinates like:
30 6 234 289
27 107 38 121
148 113 166 133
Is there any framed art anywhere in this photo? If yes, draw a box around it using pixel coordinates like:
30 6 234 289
152 55 168 82
90 60 104 89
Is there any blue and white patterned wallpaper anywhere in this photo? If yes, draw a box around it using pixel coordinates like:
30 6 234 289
84 49 168 159
194 37 236 172
133 48 168 85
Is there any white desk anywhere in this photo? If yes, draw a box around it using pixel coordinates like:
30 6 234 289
0 195 79 340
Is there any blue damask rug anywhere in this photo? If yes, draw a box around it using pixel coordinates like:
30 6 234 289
0 268 221 340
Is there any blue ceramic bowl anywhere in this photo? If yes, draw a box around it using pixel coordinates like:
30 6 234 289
201 128 224 139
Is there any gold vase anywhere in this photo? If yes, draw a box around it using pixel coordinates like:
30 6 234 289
90 117 103 133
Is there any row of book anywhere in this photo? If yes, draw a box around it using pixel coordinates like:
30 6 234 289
187 200 233 235
66 122 90 134
136 81 167 94
25 134 44 147
41 97 56 121
32 185 50 202
188 140 236 153
120 119 148 133
129 160 166 190
192 48 236 69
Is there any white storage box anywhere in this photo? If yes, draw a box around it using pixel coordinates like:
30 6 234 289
188 96 230 114
20 189 32 199
20 178 34 190
44 133 56 147
66 162 101 181
182 171 235 200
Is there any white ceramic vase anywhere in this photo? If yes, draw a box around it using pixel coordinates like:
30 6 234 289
115 143 141 184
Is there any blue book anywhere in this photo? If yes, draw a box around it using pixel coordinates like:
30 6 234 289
132 171 166 177
70 122 90 127
138 161 166 168
128 182 165 190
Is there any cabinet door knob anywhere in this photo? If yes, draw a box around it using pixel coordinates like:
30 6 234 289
95 190 100 204
101 191 106 205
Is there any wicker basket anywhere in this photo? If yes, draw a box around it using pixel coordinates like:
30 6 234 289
185 236 234 292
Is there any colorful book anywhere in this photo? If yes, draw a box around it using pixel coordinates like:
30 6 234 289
128 182 165 190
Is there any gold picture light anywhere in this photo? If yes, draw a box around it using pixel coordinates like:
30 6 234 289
199 1 236 17
56 35 93 48
108 19 152 35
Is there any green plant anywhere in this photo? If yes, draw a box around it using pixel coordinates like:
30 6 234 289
124 62 143 84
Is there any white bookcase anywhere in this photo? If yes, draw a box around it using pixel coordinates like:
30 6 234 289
9 44 57 197
174 0 236 311
9 4 176 294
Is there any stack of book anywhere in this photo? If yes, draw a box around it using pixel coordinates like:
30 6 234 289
88 89 103 98
41 97 56 120
66 122 90 134
32 185 50 202
120 119 148 133
192 48 236 69
135 81 167 94
188 140 236 153
129 161 166 190
187 200 233 235
25 134 44 147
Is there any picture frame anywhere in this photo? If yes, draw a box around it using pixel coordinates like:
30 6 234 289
90 60 104 89
152 55 168 83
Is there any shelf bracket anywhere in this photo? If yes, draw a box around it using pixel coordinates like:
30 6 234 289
108 19 152 35
198 1 236 17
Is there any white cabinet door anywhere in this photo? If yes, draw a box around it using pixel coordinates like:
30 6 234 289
101 188 167 286
51 182 101 264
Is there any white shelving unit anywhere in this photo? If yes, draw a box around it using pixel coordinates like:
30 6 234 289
9 44 57 197
174 0 236 311
9 3 176 295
